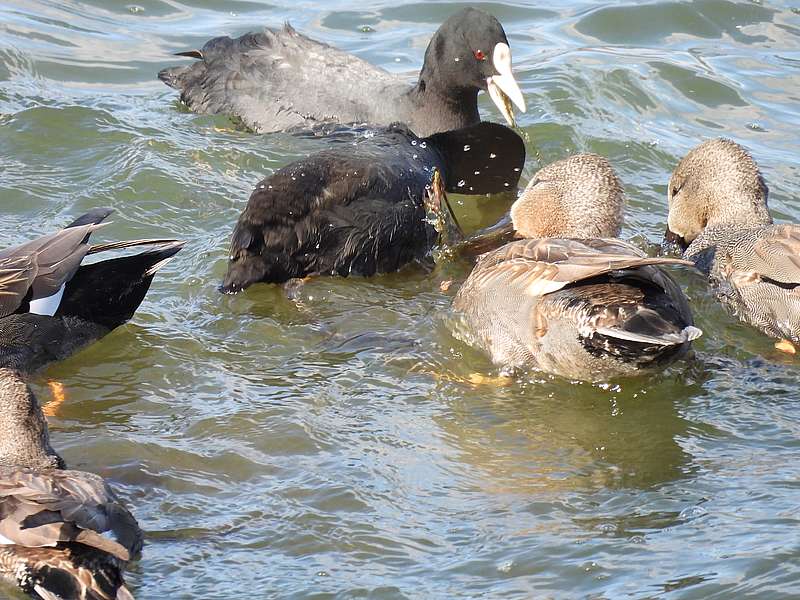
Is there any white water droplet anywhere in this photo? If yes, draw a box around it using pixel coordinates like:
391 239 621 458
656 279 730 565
411 140 417 146
504 182 510 187
474 170 480 175
497 560 514 573
463 144 471 151
457 180 466 187
514 167 521 172
419 141 427 148
489 153 497 159
454 57 460 62
412 154 418 159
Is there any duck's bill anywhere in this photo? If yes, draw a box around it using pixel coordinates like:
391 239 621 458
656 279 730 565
487 42 526 128
663 227 689 253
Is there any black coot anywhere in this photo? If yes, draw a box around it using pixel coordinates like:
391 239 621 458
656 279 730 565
159 8 525 136
221 121 525 293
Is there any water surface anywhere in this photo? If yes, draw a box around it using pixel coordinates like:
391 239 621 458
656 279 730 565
2 0 800 597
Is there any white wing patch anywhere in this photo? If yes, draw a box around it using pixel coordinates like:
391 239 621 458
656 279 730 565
28 283 65 316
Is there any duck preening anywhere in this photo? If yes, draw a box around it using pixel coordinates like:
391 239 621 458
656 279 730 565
158 8 525 136
453 154 701 381
222 121 525 293
0 368 143 600
0 208 184 373
665 137 800 353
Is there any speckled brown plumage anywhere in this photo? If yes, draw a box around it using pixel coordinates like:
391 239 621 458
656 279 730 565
666 138 800 343
453 155 700 381
0 369 142 599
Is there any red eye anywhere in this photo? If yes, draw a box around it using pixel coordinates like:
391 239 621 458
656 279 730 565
473 49 486 61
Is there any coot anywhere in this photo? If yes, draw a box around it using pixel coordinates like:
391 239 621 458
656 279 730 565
222 121 525 292
159 8 526 136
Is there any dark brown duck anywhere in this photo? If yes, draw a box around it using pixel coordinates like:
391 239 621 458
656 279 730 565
0 209 184 373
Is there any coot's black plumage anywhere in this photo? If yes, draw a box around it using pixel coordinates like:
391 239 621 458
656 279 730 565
158 8 526 136
222 121 525 293
0 209 184 373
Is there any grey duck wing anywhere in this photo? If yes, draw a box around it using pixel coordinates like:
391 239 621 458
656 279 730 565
0 468 142 600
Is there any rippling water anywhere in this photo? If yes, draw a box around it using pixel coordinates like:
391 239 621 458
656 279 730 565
2 0 800 597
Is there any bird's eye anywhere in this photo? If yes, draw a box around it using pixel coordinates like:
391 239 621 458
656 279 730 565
473 49 487 61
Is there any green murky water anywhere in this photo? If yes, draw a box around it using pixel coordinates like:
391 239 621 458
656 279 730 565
2 1 800 597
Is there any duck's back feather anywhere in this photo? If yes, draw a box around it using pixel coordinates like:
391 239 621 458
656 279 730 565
454 238 698 379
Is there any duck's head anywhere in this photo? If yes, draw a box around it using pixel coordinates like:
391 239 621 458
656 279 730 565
510 153 624 239
666 138 771 250
0 369 64 470
421 8 526 127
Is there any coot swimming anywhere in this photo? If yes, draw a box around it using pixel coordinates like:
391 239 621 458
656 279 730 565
222 121 525 293
159 8 526 136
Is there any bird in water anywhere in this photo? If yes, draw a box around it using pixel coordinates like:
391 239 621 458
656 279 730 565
665 137 800 354
221 121 525 293
158 8 526 136
452 153 701 382
0 368 143 600
0 208 184 374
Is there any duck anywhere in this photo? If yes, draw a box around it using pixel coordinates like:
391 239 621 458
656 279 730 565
222 120 525 293
0 208 184 373
158 8 526 136
0 367 143 599
665 137 800 354
452 153 701 381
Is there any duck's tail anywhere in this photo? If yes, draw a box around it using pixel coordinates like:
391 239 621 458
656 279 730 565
56 240 185 330
594 323 703 346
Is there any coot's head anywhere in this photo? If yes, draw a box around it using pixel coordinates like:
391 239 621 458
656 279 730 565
221 225 271 294
420 8 526 127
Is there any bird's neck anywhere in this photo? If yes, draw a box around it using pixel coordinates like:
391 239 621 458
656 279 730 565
409 75 480 133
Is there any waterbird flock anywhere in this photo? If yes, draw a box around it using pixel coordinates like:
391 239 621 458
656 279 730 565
2 6 799 599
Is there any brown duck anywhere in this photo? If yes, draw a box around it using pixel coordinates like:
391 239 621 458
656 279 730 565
0 368 143 599
665 137 800 353
453 153 701 381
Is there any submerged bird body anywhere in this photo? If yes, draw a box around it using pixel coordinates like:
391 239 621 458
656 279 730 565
222 121 525 292
666 138 800 345
454 154 699 381
0 369 142 600
0 209 184 373
159 9 526 136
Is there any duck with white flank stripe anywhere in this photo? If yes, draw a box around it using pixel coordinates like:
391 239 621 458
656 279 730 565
0 208 184 373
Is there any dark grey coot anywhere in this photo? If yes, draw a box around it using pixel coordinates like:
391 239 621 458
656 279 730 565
221 121 526 293
158 8 526 136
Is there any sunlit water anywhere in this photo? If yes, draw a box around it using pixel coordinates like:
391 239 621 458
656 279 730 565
2 1 800 597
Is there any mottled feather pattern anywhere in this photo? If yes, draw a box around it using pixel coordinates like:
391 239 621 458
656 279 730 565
454 237 697 379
